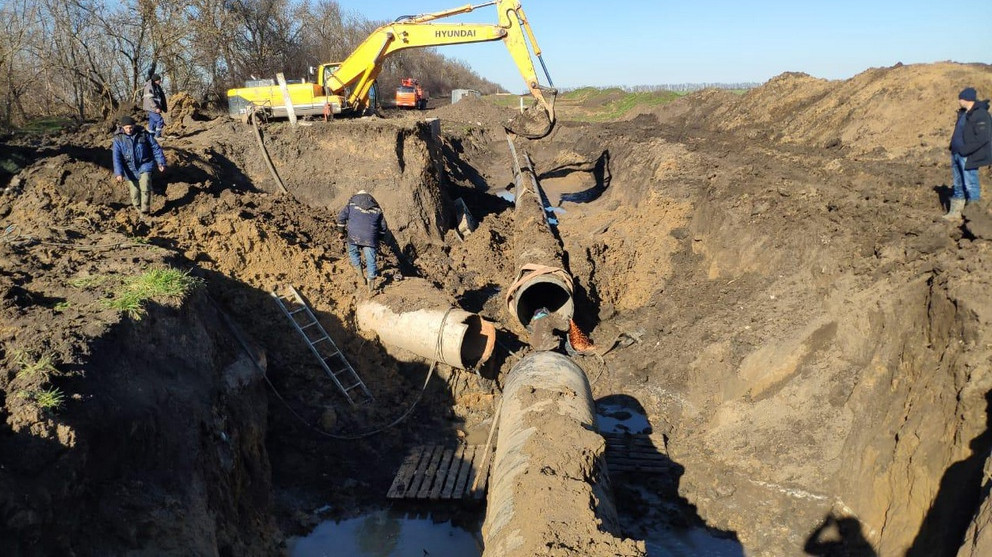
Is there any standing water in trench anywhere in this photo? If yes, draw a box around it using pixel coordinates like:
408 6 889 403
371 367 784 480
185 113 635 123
288 509 482 557
596 396 744 557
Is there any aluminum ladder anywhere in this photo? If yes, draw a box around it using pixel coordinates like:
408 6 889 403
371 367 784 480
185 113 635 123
270 286 373 405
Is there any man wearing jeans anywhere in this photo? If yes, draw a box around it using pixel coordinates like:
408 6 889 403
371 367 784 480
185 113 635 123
945 87 991 220
336 190 388 292
143 74 168 139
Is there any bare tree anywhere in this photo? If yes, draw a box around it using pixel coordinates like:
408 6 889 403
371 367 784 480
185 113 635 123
0 0 43 129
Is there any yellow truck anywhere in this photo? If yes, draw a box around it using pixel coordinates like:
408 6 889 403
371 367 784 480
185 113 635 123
226 0 556 138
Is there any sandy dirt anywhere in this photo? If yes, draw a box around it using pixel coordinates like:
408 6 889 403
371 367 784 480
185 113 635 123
3 61 992 556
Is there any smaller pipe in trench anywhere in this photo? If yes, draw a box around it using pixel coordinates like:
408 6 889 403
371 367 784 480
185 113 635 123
356 302 496 369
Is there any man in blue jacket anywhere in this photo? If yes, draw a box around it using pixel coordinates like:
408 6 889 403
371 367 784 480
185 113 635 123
112 115 166 216
945 87 992 220
336 190 388 292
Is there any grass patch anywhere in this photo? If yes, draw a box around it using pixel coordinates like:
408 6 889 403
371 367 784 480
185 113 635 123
13 351 58 378
15 117 75 135
579 90 685 122
487 88 687 123
105 267 203 320
33 387 66 410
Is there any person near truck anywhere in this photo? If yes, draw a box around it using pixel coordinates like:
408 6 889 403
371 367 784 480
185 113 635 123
945 87 992 220
143 74 168 139
336 190 388 292
112 115 166 216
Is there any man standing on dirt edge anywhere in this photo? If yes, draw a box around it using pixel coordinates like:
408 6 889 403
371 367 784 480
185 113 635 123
945 87 992 220
336 190 388 293
143 74 168 139
112 115 166 216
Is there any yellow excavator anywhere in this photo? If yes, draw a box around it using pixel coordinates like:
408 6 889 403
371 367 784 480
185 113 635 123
226 0 556 138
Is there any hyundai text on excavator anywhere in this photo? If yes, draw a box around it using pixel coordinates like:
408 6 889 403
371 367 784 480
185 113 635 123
226 0 556 138
396 78 429 109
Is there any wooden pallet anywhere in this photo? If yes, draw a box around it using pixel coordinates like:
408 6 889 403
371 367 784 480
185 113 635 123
387 445 490 500
602 432 672 474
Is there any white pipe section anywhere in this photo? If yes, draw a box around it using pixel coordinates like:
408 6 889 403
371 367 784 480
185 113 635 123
356 302 495 369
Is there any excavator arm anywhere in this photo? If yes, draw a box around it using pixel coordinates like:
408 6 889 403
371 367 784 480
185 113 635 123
318 0 556 138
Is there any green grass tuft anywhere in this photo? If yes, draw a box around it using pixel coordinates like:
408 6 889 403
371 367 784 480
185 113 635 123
13 351 58 378
33 387 66 410
105 267 203 320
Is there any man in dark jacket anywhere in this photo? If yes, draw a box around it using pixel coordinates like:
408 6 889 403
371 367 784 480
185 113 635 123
112 115 166 215
945 87 992 220
143 74 168 139
336 190 388 292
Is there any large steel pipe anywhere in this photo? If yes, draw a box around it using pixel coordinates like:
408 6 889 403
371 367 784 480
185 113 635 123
504 143 574 332
356 279 495 369
482 352 644 556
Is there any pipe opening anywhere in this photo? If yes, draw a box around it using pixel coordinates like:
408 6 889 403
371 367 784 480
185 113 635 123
460 314 497 368
513 276 574 329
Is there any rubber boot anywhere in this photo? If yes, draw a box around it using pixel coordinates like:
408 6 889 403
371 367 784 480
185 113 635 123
367 276 377 294
942 198 965 221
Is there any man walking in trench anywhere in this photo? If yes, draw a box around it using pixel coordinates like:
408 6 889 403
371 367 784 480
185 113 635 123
337 190 388 293
143 73 168 140
112 115 166 216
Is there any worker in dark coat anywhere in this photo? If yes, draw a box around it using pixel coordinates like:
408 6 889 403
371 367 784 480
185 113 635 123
112 115 166 215
336 190 388 292
945 87 992 220
143 74 168 139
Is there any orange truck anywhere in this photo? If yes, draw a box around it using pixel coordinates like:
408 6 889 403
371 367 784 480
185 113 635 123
395 78 428 109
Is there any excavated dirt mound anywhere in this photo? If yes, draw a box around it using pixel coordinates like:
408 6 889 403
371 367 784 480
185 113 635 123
632 62 992 158
3 61 992 556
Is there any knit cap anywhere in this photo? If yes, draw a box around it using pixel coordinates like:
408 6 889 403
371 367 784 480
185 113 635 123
959 87 978 101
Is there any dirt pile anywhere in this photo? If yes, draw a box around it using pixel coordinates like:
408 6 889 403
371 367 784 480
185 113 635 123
635 62 992 159
163 91 212 136
0 170 277 553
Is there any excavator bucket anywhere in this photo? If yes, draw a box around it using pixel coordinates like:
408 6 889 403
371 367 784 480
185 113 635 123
504 87 557 139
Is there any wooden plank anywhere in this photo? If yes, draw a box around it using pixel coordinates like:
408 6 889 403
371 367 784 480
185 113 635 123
453 446 477 499
417 446 446 499
603 449 668 458
606 456 672 467
602 435 665 447
608 456 672 466
608 464 672 473
441 445 467 499
387 446 426 499
405 446 437 498
601 433 665 442
472 451 491 499
429 449 455 500
276 72 298 127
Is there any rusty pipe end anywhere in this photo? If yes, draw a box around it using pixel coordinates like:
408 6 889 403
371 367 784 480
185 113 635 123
509 273 574 331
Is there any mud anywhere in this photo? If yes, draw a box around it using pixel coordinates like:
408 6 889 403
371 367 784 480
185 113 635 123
2 61 992 556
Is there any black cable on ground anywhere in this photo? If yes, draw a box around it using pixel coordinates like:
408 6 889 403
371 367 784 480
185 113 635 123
247 106 290 196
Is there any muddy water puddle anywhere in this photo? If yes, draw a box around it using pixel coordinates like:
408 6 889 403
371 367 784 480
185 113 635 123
597 396 745 556
288 509 481 557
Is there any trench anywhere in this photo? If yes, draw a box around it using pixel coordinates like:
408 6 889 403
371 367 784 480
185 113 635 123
3 97 990 556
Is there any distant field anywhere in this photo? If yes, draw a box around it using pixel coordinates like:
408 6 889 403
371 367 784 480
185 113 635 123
489 87 687 122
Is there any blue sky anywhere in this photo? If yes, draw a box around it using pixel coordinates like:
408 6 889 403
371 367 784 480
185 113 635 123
333 1 991 91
